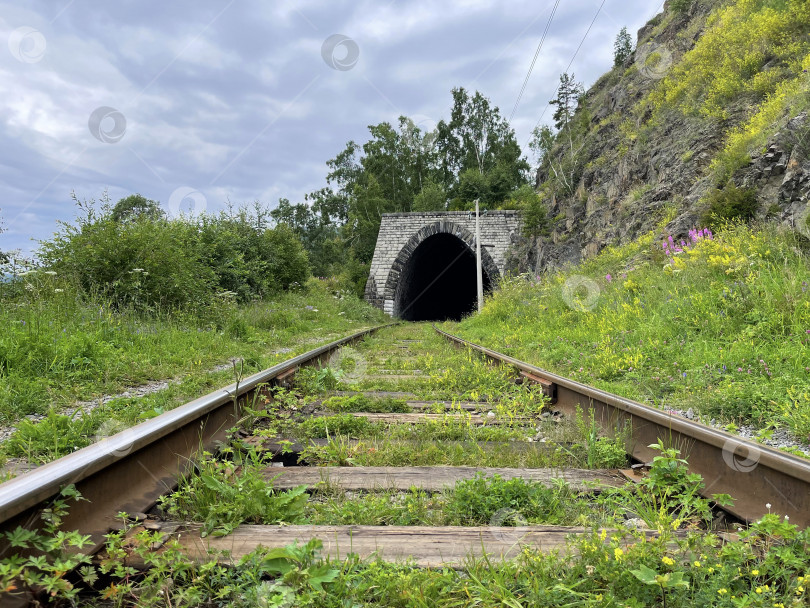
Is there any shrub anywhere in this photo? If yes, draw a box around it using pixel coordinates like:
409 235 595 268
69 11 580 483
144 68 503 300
501 184 550 238
700 183 758 226
669 0 693 14
38 195 311 311
39 197 215 312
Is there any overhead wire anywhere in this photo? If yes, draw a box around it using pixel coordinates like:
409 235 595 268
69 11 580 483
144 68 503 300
509 0 562 123
525 0 667 145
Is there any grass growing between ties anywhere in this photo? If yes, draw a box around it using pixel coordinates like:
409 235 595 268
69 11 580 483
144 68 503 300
161 444 611 530
305 473 612 527
451 223 810 446
298 436 625 469
5 448 810 607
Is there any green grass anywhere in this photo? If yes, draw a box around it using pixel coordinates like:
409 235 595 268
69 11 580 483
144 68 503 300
0 278 387 465
305 474 610 527
320 394 411 413
297 436 625 469
448 223 810 444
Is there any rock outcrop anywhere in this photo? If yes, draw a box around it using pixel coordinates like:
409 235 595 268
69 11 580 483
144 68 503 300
517 0 810 273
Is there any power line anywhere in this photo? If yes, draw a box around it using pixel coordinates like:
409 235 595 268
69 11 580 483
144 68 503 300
509 0 561 123
527 0 606 142
526 0 666 145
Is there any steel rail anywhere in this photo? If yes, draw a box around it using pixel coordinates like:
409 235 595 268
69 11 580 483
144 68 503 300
0 324 394 552
434 325 810 527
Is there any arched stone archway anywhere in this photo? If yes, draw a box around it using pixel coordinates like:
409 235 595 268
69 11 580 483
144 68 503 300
365 210 521 317
382 221 500 320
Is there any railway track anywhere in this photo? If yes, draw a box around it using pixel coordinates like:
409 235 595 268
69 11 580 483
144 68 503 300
1 322 809 604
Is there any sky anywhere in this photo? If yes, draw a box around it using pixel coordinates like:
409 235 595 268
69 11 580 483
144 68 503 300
0 0 662 256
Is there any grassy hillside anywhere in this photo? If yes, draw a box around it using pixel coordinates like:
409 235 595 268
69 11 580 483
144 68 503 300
451 220 810 446
525 0 810 273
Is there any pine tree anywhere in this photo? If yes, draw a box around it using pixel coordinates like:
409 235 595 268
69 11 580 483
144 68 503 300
613 26 633 67
549 73 584 131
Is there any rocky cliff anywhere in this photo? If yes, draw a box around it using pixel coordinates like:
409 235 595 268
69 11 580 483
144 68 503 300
517 0 810 273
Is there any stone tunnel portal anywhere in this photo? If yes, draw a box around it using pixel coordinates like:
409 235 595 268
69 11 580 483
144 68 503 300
394 233 492 322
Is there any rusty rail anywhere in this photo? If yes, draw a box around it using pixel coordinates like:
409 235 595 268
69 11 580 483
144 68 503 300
434 326 810 527
0 324 394 554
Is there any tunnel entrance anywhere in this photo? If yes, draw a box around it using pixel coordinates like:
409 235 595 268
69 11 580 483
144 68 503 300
394 233 492 321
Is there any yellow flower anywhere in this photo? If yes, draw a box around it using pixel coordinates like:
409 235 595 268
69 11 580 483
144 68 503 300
798 586 805 594
600 529 607 542
751 569 759 576
718 588 728 596
708 567 715 574
662 556 675 566
614 548 624 561
755 587 762 594
693 561 701 568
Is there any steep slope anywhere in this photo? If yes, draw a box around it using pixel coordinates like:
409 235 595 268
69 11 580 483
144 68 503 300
519 0 810 272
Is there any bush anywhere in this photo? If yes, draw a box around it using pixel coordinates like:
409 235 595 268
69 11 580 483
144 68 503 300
669 0 693 14
39 197 215 312
701 183 758 226
38 195 311 311
339 254 371 299
260 223 310 292
501 184 550 238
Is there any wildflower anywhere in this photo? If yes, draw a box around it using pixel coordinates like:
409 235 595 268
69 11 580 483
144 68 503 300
606 273 612 283
755 587 762 594
693 561 701 568
766 503 771 510
752 569 759 576
717 588 728 595
54 289 64 293
614 548 624 561
662 556 675 566
708 567 715 573
43 270 57 276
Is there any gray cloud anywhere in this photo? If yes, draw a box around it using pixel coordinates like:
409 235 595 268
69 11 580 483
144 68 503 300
0 0 661 255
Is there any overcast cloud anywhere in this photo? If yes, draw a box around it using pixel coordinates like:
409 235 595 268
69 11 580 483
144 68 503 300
0 0 662 256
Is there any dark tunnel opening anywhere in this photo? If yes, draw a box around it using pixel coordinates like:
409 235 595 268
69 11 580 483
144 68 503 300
394 233 492 322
